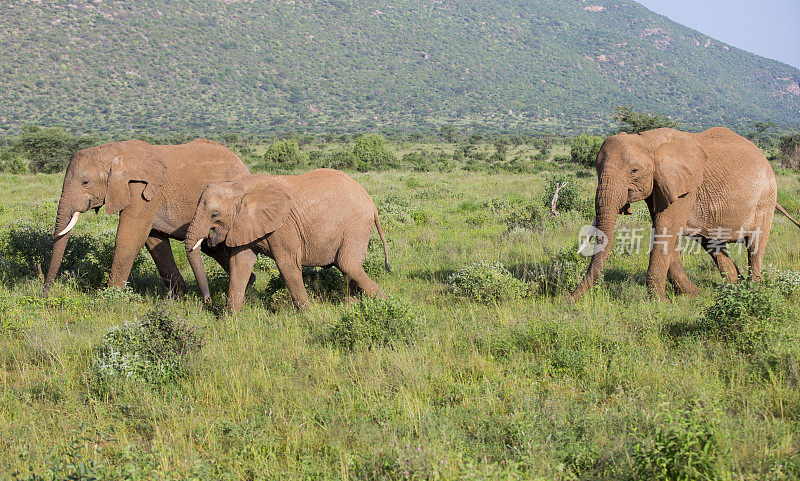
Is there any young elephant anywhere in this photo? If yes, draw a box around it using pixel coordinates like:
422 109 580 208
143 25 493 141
185 169 390 311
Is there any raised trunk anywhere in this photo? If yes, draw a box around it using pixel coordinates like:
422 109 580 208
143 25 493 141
184 220 211 301
42 198 77 296
571 175 626 300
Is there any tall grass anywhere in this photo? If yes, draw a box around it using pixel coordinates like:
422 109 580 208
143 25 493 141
1 162 799 479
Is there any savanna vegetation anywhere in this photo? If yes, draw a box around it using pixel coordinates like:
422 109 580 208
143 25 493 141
2 128 800 479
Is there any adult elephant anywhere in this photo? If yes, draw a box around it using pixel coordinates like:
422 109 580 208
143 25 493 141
571 127 800 300
42 139 250 300
184 169 391 311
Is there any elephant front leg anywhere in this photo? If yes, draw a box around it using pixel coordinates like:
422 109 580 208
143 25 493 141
227 247 257 312
145 234 188 297
108 204 157 289
273 252 310 309
646 226 681 299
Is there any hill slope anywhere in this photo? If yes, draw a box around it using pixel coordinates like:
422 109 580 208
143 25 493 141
1 0 798 134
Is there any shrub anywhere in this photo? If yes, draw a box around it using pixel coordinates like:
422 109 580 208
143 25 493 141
614 106 679 134
353 134 397 171
377 194 415 226
764 265 800 297
0 149 26 173
447 261 529 303
778 133 800 169
569 134 604 167
325 149 357 170
329 297 416 350
701 280 779 353
259 138 308 170
0 221 144 289
91 308 203 388
411 209 430 225
504 202 546 231
633 407 720 481
542 174 583 214
14 125 96 174
535 249 592 296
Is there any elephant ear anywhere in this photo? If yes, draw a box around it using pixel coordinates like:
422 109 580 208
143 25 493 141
652 141 706 213
227 179 292 247
105 143 167 215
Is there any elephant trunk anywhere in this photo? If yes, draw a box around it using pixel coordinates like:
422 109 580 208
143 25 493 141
571 174 626 300
42 196 81 296
184 219 211 301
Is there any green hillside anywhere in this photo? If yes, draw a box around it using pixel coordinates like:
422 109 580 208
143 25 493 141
1 0 798 134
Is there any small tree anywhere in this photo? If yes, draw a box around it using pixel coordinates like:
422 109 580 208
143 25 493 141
0 149 26 174
570 134 604 167
260 138 308 169
779 133 800 169
614 106 678 134
746 121 777 149
494 137 509 156
14 125 95 173
352 134 397 171
439 124 457 143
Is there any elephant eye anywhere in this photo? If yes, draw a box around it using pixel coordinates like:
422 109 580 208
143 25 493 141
631 168 639 174
82 180 90 186
210 212 219 219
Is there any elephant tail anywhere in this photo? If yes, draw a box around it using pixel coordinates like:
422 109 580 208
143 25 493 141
374 212 391 273
776 203 800 229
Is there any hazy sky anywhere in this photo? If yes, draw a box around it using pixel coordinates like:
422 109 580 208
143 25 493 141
636 0 800 69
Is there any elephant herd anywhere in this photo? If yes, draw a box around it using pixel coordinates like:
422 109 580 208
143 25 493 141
41 127 800 310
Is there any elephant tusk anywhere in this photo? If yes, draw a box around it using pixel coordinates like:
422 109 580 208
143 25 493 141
190 239 203 252
58 212 80 236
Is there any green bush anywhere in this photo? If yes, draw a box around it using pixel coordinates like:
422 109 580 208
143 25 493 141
569 134 604 167
633 407 720 481
504 202 546 231
447 261 529 303
542 174 583 214
329 297 416 350
0 149 26 173
14 125 95 174
353 134 397 171
91 308 203 389
535 249 592 296
377 194 415 226
614 106 679 134
325 149 357 170
259 138 308 170
0 221 144 289
701 281 779 353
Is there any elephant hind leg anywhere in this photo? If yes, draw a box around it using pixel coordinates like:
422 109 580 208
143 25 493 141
746 228 771 281
145 234 188 296
337 231 384 300
700 238 739 283
340 263 383 300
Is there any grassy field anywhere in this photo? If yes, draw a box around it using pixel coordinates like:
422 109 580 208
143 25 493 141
1 155 800 479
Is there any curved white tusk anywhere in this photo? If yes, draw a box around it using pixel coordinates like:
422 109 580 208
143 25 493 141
190 239 203 252
57 212 80 236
